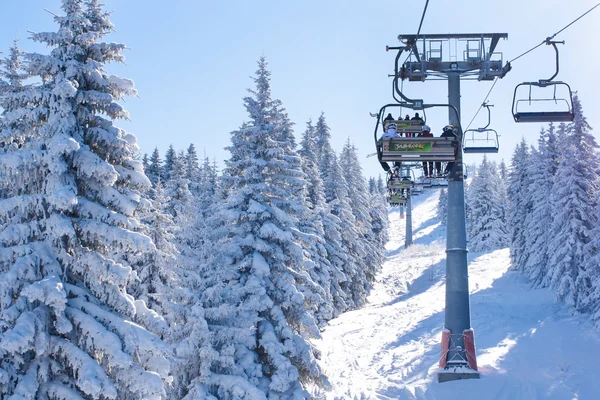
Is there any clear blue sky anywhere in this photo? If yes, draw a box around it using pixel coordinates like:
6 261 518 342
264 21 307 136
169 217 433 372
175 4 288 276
1 0 598 179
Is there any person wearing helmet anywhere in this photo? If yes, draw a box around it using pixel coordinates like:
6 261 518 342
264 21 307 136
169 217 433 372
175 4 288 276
383 113 395 131
438 125 458 176
381 123 399 139
418 125 434 177
379 123 401 173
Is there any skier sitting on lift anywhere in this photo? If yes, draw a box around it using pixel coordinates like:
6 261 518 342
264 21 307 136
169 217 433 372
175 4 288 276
437 125 457 176
383 113 395 131
418 125 434 177
379 123 402 173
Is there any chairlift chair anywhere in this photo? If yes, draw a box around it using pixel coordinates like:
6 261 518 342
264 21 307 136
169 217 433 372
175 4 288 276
463 103 500 153
511 40 574 123
375 105 458 165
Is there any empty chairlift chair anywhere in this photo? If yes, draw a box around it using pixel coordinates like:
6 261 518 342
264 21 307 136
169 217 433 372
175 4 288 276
511 39 574 123
463 102 499 153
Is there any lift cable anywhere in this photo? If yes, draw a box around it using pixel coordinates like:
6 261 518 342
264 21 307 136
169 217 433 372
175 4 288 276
464 78 499 132
509 2 600 64
416 0 430 37
463 2 600 131
400 0 430 116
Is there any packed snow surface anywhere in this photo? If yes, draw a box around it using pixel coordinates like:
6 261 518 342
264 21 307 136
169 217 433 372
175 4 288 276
315 189 600 399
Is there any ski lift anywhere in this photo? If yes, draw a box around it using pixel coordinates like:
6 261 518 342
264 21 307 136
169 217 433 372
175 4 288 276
374 45 462 172
463 103 499 153
512 40 574 123
375 104 458 164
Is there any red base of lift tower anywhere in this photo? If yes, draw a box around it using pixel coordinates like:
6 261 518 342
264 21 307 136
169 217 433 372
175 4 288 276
438 329 480 382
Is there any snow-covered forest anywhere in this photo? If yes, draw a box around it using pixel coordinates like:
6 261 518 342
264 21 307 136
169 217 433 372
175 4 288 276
2 1 600 399
464 92 600 325
0 1 388 399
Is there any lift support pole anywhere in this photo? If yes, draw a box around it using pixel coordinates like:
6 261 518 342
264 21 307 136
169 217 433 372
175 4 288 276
438 72 479 382
393 33 508 382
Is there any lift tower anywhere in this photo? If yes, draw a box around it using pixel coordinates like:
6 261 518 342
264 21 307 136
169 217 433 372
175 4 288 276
394 33 509 382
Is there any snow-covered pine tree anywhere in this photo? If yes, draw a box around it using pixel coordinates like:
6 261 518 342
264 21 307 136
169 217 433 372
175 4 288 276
142 152 150 171
298 118 345 324
185 144 201 194
438 188 448 224
271 103 328 325
339 139 383 285
163 144 177 182
0 39 28 93
146 147 163 186
546 94 599 307
507 139 531 268
377 175 386 196
368 178 389 254
468 156 508 251
580 188 600 327
496 159 509 236
202 57 325 398
322 150 368 308
314 112 334 180
0 1 172 398
521 126 558 287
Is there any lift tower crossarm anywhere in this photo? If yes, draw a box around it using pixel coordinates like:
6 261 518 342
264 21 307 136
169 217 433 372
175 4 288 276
398 33 508 40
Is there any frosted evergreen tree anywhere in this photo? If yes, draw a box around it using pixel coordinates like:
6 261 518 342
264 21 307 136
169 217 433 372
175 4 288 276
580 189 600 326
323 150 368 308
185 143 201 194
142 152 150 171
469 156 509 251
0 38 32 153
546 94 598 307
195 156 220 268
368 181 389 252
0 39 28 92
163 144 176 182
0 1 172 398
438 188 448 224
298 119 346 323
314 112 334 179
497 159 509 232
507 139 531 268
146 147 163 186
521 126 558 287
377 175 386 196
340 140 383 284
202 57 326 398
368 177 377 194
498 159 508 180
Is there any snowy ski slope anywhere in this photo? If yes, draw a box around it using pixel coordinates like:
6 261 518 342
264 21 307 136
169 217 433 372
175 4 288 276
314 189 600 399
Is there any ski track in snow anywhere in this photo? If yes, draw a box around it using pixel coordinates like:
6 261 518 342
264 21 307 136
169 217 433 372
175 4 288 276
313 189 600 400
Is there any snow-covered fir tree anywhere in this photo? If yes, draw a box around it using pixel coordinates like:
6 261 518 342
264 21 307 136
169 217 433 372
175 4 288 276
185 143 201 190
322 150 368 308
468 156 509 251
546 94 598 307
438 188 448 225
507 139 531 268
163 144 177 182
0 1 172 398
521 126 559 287
297 119 337 324
202 57 326 398
146 147 163 186
339 140 383 285
314 112 334 180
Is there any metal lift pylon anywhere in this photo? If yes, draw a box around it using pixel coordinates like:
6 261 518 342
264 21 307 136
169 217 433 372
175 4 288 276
391 32 509 382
